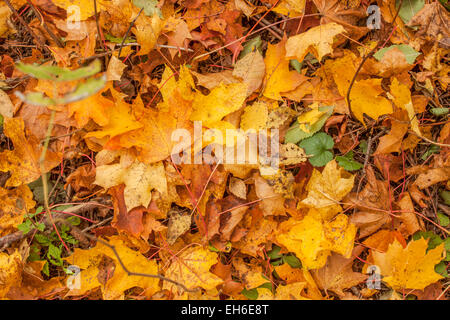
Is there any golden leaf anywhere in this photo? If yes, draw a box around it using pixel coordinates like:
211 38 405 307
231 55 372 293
0 117 60 187
285 23 345 62
163 246 223 293
371 238 445 290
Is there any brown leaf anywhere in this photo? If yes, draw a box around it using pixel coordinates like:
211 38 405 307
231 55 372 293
348 167 391 238
312 246 367 297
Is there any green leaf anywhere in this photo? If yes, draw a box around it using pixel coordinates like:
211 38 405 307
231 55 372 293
42 261 50 276
66 216 81 226
240 36 262 59
258 282 273 291
421 145 440 160
283 254 302 268
299 132 334 167
16 59 101 82
359 140 368 154
36 222 46 232
267 245 283 260
290 59 303 73
35 233 51 246
285 106 334 144
430 108 449 116
17 220 32 234
241 288 258 300
436 212 450 227
28 245 41 261
132 0 162 18
413 231 443 250
435 261 448 278
396 0 425 24
105 34 135 44
440 190 450 206
336 151 363 171
374 44 420 64
16 75 106 106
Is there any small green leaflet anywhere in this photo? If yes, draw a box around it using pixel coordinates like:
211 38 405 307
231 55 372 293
132 0 162 18
299 132 334 167
421 145 440 160
239 36 263 59
241 282 273 300
16 59 101 82
290 59 303 73
396 0 425 24
336 151 363 171
436 212 449 227
283 254 302 268
373 44 420 64
105 34 136 44
430 108 449 116
15 75 106 106
285 106 334 144
440 190 450 206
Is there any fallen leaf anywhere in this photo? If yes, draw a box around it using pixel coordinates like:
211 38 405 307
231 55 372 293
285 23 346 62
349 78 393 126
371 238 445 290
0 117 60 187
95 158 167 210
263 38 307 100
163 246 223 293
312 247 367 297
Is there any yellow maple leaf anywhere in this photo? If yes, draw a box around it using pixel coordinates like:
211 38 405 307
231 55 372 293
190 83 247 127
95 158 167 210
263 38 307 100
116 90 193 164
274 282 310 300
389 77 421 136
0 250 22 298
240 101 269 131
133 13 163 56
301 160 355 220
51 0 98 20
68 86 113 127
273 0 305 17
0 185 35 237
163 246 223 293
0 117 60 187
65 236 159 299
285 23 346 62
372 238 445 290
276 212 356 270
84 94 143 141
296 103 330 133
349 78 393 126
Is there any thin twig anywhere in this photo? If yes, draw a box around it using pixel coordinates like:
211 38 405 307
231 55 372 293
118 7 143 58
25 0 64 48
3 0 49 53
